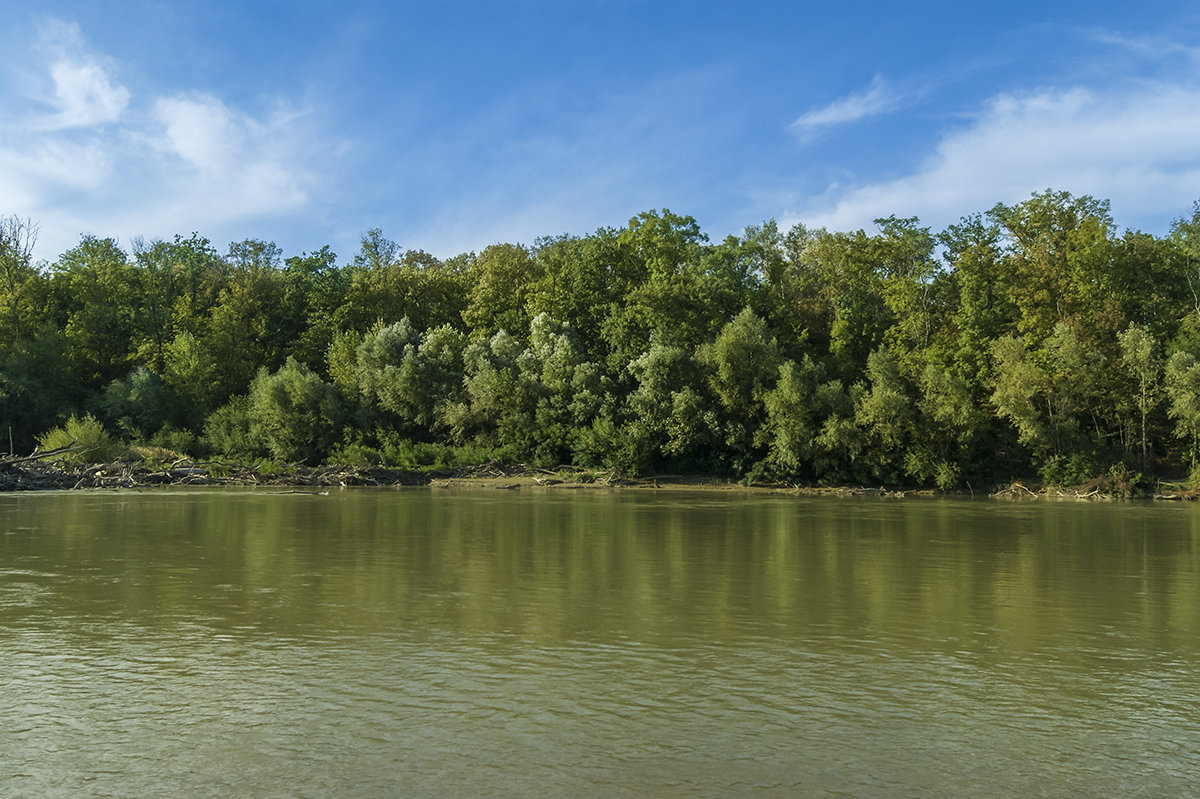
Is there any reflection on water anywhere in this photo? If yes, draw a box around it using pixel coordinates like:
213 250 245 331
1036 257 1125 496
1 489 1199 797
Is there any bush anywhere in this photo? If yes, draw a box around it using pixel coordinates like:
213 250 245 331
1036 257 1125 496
202 395 256 459
149 424 196 456
1038 453 1101 487
376 437 500 470
37 414 123 464
99 367 172 440
572 416 640 473
247 358 344 463
329 440 385 467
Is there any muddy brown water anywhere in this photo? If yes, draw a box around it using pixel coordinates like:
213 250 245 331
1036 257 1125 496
2 488 1198 797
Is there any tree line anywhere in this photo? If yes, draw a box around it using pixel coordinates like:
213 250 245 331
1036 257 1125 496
3 190 1200 487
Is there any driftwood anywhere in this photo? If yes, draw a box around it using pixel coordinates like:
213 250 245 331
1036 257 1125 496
0 455 638 492
0 440 81 469
989 480 1152 501
0 455 433 492
990 482 1038 499
7 453 1186 499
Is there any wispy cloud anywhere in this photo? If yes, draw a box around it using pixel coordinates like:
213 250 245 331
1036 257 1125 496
0 18 320 260
791 75 899 134
149 93 309 216
1090 30 1200 64
31 19 130 130
789 81 1200 235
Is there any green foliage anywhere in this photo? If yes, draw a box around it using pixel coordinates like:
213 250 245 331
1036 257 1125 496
1165 350 1200 467
598 209 732 370
37 414 123 463
703 308 780 417
0 324 77 451
905 362 982 487
940 213 1009 383
53 235 140 388
990 334 1046 448
462 243 541 339
162 331 219 424
99 366 172 441
353 318 425 424
1117 323 1161 470
202 395 256 459
989 190 1117 344
0 215 44 352
335 230 467 335
623 339 717 470
528 233 619 360
279 245 347 373
204 238 285 397
932 459 961 491
9 191 1200 486
803 228 890 377
148 424 196 456
812 380 867 482
379 439 498 470
990 323 1106 468
247 357 344 463
354 320 469 434
763 357 821 474
1038 453 1102 487
571 416 638 472
328 438 386 467
855 346 913 480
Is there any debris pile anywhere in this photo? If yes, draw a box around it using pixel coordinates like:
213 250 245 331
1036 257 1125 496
0 447 429 491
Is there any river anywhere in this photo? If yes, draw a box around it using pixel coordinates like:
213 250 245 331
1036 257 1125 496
2 488 1198 797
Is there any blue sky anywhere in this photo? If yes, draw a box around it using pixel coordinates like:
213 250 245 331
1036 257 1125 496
2 1 1199 263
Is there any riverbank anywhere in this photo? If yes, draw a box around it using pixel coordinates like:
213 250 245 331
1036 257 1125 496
2 450 1197 500
0 456 771 493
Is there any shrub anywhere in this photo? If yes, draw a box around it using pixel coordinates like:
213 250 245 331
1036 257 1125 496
149 424 196 456
99 367 172 440
36 414 123 464
329 440 385 467
375 437 500 470
202 395 256 459
247 358 345 463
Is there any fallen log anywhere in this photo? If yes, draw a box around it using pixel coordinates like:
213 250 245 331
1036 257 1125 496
0 440 80 469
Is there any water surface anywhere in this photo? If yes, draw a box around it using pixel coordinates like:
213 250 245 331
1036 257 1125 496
2 489 1198 797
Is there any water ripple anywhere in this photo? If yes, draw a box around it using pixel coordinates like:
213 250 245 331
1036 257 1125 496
4 491 1200 797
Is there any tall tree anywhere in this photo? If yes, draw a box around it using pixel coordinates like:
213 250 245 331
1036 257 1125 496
462 243 542 340
206 239 285 397
280 245 346 373
989 190 1117 345
0 216 43 352
803 228 890 378
337 230 466 334
52 235 139 388
1117 323 1161 472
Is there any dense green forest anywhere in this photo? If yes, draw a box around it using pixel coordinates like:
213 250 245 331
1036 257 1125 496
4 189 1200 488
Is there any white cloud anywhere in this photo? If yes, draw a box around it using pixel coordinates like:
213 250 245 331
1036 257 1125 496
44 58 130 129
149 93 309 217
0 139 110 198
790 82 1200 234
791 75 898 133
33 19 129 130
155 94 246 172
0 19 318 260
